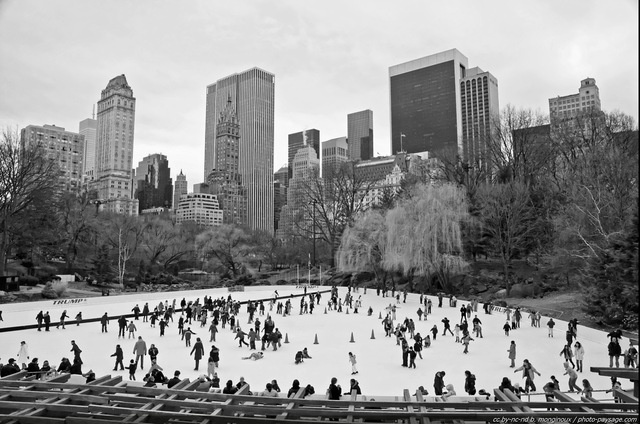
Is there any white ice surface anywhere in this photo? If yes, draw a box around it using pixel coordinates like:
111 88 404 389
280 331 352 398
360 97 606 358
0 286 625 400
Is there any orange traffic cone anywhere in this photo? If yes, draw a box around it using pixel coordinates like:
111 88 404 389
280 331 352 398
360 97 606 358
324 308 327 314
346 308 349 314
284 333 289 343
349 332 355 343
314 334 319 344
370 329 375 339
378 312 382 319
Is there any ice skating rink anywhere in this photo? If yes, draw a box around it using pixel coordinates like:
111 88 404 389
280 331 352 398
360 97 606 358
0 286 624 399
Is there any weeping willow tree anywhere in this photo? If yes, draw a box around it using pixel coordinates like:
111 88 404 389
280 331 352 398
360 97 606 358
383 183 469 292
337 209 387 285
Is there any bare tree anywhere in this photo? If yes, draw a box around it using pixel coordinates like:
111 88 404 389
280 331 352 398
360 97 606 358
196 224 251 278
476 181 539 294
102 214 147 286
0 127 60 274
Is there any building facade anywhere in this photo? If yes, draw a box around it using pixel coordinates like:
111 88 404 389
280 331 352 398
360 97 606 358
173 170 188 211
288 129 320 182
207 96 247 226
273 164 288 232
79 117 97 181
20 124 85 192
549 77 601 125
460 66 499 174
321 136 349 179
134 153 173 213
347 110 373 161
93 74 138 215
175 193 223 226
204 67 275 232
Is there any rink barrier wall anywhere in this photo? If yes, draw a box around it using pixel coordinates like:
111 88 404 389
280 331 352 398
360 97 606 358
0 289 332 334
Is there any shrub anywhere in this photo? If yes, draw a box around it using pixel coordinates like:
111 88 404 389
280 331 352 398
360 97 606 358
51 280 68 297
41 282 58 299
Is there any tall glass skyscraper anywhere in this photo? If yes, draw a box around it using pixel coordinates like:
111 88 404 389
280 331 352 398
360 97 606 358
347 110 373 161
204 68 275 232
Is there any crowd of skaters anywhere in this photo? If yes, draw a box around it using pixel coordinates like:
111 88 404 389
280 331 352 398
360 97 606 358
1 285 638 402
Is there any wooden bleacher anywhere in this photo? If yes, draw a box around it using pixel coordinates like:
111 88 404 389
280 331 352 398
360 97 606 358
0 372 637 423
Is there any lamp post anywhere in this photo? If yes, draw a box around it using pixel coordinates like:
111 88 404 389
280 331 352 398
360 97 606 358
309 200 316 268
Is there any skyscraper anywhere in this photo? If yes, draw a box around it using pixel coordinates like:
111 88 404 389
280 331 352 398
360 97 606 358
79 116 97 180
173 170 188 211
460 67 499 172
204 68 275 232
134 153 173 213
321 136 349 179
389 49 499 168
389 49 467 156
20 124 85 192
288 129 320 182
94 74 138 215
347 110 373 161
207 96 247 226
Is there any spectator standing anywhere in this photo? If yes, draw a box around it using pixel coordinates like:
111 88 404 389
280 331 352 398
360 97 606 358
133 336 147 370
508 341 517 368
190 337 205 371
111 344 124 370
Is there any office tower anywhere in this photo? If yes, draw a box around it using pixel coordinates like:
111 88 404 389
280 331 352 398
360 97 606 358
460 67 499 172
204 67 275 232
288 129 320 182
134 153 173 213
173 170 188 211
321 136 349 179
20 124 85 192
94 74 138 215
389 49 499 167
175 193 223 226
549 78 601 125
207 96 247 226
276 145 320 239
347 110 373 161
273 164 288 231
79 116 97 180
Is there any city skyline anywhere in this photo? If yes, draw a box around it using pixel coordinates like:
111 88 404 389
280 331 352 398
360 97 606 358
0 0 637 188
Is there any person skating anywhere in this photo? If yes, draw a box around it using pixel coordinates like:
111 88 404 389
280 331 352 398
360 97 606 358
547 318 555 337
43 312 51 331
514 359 541 393
132 304 140 320
190 337 205 371
408 347 417 368
117 316 127 338
148 344 159 362
70 340 82 362
101 313 109 333
56 310 68 329
126 359 137 381
142 303 150 322
17 341 29 369
348 352 358 375
242 352 264 361
235 328 249 347
133 336 147 369
563 362 581 392
36 311 44 331
462 332 474 354
159 319 168 336
127 321 137 339
560 344 575 368
508 341 517 368
209 345 220 369
111 344 124 370
503 321 511 336
74 312 82 326
183 327 196 347
430 325 438 340
441 317 454 336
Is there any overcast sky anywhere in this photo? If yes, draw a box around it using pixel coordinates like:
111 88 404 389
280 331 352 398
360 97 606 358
1 0 638 189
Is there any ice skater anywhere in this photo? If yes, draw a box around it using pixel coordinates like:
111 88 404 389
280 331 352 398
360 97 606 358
348 352 358 375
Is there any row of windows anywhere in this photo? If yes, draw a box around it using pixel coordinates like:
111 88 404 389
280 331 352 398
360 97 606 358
550 94 596 106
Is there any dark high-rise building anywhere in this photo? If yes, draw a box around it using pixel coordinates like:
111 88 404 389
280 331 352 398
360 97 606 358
390 49 468 156
273 164 288 232
204 67 275 232
288 129 320 182
134 153 173 212
173 170 188 211
389 49 499 170
347 110 373 161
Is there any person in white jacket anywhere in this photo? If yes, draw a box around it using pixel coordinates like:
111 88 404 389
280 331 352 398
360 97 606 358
574 341 585 373
17 341 29 369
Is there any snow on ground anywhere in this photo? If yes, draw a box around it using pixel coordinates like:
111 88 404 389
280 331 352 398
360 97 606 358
0 286 627 400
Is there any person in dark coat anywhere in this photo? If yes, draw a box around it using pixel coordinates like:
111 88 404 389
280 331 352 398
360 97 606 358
36 311 44 331
441 318 454 336
327 377 341 400
1 359 20 377
433 371 446 395
223 379 238 394
608 340 622 368
132 304 140 320
57 357 71 373
118 316 127 338
190 337 205 371
70 340 82 362
499 377 516 393
27 358 41 379
464 370 476 395
70 357 82 375
111 344 124 370
101 313 109 333
345 378 362 395
167 371 181 388
43 312 51 331
288 379 301 398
